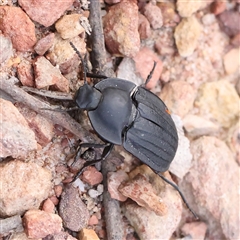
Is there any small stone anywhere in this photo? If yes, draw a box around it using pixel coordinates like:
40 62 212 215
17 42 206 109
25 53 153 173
157 2 180 27
211 1 226 15
82 166 103 186
182 136 239 239
218 10 240 37
108 170 129 201
138 13 151 40
142 3 163 30
42 198 55 213
0 215 23 236
195 80 240 128
33 56 69 92
54 185 63 198
133 47 163 89
59 185 90 231
119 173 168 216
46 34 86 74
182 114 219 137
18 0 75 27
7 232 31 240
159 80 196 118
223 48 240 74
169 115 193 179
174 15 202 57
34 33 55 55
0 98 37 158
88 189 101 198
15 102 54 146
122 165 182 240
79 228 100 240
55 14 85 39
17 60 34 87
23 209 62 239
0 160 52 216
103 0 140 57
49 196 59 206
0 6 36 51
181 222 208 240
88 214 99 225
176 0 212 18
0 34 12 64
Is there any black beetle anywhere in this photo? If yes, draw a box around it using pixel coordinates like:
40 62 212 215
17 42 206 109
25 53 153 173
70 43 197 219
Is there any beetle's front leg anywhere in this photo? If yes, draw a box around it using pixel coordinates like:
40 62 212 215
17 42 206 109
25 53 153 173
71 143 114 183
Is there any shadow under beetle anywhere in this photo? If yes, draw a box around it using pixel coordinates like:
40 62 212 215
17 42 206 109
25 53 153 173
70 42 198 219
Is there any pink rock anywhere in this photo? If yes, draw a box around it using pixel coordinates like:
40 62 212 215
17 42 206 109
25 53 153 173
103 0 140 57
142 3 163 29
181 222 208 240
107 170 129 201
0 98 37 158
182 136 239 239
46 34 86 74
159 80 196 117
211 1 226 15
82 166 103 186
133 47 162 89
119 173 168 216
17 60 34 87
23 209 62 239
18 0 75 27
15 102 54 146
138 13 151 40
0 160 52 216
49 196 59 206
54 185 63 198
0 6 36 51
33 56 69 92
55 14 85 39
59 185 90 231
88 214 99 225
218 10 240 37
34 33 55 55
157 2 180 27
42 198 55 213
122 165 182 240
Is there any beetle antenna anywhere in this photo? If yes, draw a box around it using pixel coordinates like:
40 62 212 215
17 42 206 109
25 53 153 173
144 61 157 86
157 172 199 219
70 42 87 84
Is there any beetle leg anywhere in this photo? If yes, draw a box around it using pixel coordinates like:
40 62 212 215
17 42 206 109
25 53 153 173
86 72 108 79
156 172 199 220
71 143 114 183
142 61 157 87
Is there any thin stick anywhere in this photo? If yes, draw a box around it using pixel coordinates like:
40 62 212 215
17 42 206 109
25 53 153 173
0 77 86 140
89 1 125 239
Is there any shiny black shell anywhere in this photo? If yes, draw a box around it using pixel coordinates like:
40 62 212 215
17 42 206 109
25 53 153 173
87 78 178 172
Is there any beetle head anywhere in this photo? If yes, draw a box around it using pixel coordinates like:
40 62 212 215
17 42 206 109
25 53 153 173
75 83 102 111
